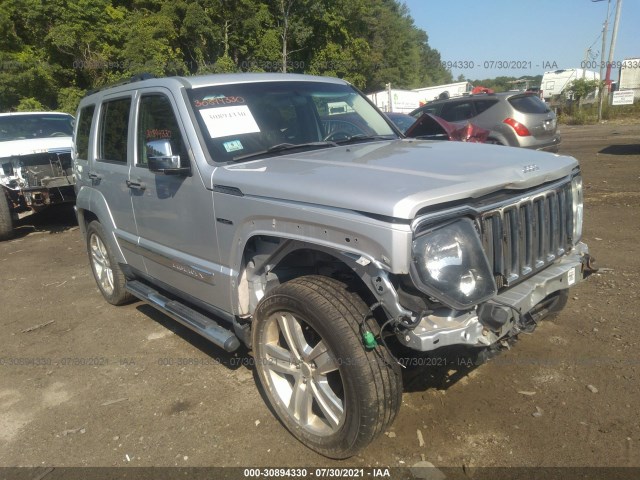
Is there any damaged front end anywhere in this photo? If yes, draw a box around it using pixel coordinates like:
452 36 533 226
385 170 594 353
1 148 76 218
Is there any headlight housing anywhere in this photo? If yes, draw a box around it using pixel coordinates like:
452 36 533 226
571 174 583 244
410 218 496 310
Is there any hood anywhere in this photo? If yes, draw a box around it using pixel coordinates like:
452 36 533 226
0 137 72 160
210 139 578 220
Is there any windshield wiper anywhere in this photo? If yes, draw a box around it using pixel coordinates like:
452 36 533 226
334 134 396 145
232 141 337 162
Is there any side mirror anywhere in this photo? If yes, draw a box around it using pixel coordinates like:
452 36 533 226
146 139 190 175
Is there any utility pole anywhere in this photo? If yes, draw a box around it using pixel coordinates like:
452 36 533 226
606 0 623 90
593 0 610 122
583 48 591 78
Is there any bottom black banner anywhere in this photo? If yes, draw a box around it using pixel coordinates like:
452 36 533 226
1 467 639 480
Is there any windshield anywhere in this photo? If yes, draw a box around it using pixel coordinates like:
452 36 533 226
0 114 74 142
187 81 397 162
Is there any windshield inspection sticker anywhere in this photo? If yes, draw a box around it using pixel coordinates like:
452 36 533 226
223 140 244 152
199 106 260 138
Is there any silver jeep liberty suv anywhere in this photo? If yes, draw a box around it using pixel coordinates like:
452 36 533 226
74 73 591 458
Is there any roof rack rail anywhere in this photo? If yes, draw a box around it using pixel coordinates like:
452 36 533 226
86 73 156 96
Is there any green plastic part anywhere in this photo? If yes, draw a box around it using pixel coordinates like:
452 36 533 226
362 330 377 349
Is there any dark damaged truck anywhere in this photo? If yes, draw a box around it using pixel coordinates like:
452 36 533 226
0 112 76 240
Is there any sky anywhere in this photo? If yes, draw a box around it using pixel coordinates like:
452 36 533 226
403 0 639 83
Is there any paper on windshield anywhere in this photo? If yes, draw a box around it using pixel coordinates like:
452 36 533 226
199 106 261 138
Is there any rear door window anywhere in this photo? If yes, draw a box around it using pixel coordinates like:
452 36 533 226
98 98 131 163
509 95 550 114
439 101 475 122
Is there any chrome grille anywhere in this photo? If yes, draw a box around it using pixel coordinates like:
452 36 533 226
479 183 574 288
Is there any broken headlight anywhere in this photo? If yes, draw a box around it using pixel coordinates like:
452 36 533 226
410 218 496 310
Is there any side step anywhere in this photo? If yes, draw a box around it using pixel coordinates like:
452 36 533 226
125 280 241 352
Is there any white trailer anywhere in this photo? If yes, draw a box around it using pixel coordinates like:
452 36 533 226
366 89 420 113
618 58 640 100
540 69 599 101
412 82 472 104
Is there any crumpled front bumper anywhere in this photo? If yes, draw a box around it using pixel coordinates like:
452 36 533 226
401 242 591 352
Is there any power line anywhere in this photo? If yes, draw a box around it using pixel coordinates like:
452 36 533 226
587 2 615 52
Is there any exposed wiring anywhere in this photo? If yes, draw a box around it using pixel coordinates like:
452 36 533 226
378 317 407 369
360 303 407 368
358 301 382 338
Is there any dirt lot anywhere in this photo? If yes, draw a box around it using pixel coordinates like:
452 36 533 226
1 122 639 474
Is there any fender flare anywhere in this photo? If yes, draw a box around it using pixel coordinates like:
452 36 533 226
75 185 127 264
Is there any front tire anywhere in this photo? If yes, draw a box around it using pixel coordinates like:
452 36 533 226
0 190 14 241
252 275 402 458
86 221 132 305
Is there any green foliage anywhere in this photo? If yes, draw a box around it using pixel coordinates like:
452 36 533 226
557 98 640 125
602 100 640 120
565 78 600 105
57 87 86 115
561 108 597 125
16 97 46 111
210 55 238 74
0 0 452 111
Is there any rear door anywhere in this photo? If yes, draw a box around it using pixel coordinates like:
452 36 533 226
92 94 146 272
438 100 476 123
129 88 227 311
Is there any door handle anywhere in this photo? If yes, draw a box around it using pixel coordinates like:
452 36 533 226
126 179 146 191
88 172 102 180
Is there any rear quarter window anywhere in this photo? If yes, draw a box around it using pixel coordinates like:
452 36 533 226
75 105 95 160
508 95 550 114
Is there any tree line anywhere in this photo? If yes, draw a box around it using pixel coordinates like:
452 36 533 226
0 0 453 113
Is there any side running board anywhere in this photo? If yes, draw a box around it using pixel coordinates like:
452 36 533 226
125 280 241 352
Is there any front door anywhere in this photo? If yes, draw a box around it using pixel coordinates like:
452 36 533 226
129 89 227 311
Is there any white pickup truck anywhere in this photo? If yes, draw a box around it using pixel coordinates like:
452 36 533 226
0 112 75 240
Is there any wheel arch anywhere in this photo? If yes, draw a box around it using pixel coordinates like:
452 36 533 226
236 234 382 317
75 186 126 264
486 131 509 146
488 125 516 146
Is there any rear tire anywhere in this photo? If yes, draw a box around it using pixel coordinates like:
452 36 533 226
86 220 132 305
252 275 402 458
0 190 14 241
